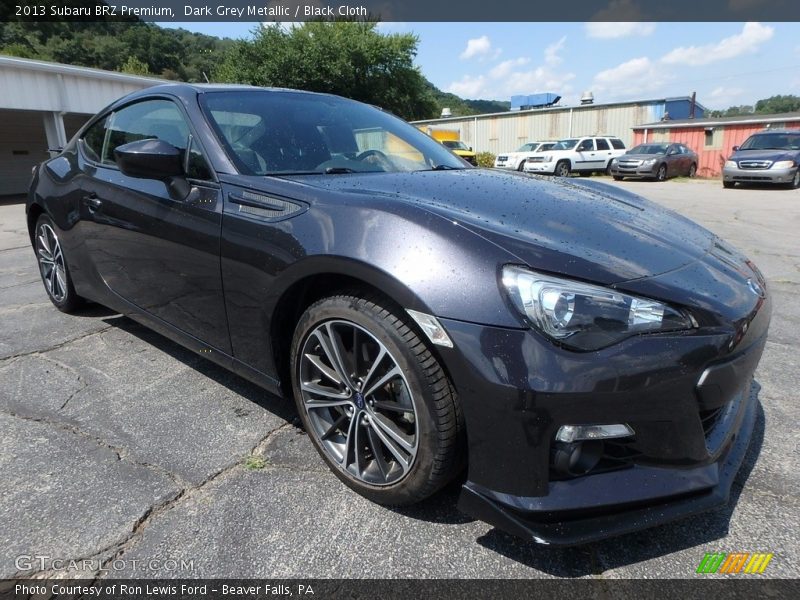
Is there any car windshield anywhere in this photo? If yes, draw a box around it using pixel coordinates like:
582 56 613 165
739 132 800 151
552 138 578 151
442 140 469 151
537 143 555 151
629 144 669 154
517 143 537 152
200 91 466 175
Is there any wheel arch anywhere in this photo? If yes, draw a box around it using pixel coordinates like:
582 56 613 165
26 202 45 246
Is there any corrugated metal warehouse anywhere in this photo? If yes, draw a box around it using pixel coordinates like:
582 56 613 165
633 113 800 178
412 97 705 156
0 56 158 196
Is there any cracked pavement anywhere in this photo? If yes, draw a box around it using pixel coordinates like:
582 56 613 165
0 180 798 579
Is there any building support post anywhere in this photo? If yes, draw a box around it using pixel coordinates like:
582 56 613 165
43 111 67 157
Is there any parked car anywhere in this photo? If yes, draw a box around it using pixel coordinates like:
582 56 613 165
439 139 477 165
523 135 626 176
722 129 800 189
494 141 555 171
610 143 698 181
28 84 770 545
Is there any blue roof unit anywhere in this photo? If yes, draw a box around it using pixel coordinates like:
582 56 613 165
510 93 561 110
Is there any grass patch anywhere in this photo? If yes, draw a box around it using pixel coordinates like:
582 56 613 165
244 455 267 470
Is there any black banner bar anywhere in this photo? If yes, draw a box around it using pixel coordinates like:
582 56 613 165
3 0 800 22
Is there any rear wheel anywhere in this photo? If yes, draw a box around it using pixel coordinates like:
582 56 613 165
554 161 571 177
34 215 84 312
290 293 463 506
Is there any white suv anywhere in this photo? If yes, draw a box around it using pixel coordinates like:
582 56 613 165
494 141 556 171
523 136 627 176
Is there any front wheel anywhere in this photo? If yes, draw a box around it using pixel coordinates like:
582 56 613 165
788 169 800 189
290 294 463 506
554 161 571 177
723 181 736 189
34 214 84 312
613 176 624 181
688 163 697 178
655 164 667 182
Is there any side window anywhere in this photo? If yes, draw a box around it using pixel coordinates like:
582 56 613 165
577 139 594 152
104 100 190 166
81 116 109 162
596 138 610 151
610 139 626 150
186 136 213 180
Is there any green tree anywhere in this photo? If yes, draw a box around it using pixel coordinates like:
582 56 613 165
754 95 800 114
119 56 150 76
216 22 437 121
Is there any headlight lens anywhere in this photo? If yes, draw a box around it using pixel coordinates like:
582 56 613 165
724 160 737 169
772 160 795 169
502 266 695 350
641 158 657 166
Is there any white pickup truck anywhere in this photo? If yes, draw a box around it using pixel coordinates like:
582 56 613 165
494 141 556 171
523 136 627 176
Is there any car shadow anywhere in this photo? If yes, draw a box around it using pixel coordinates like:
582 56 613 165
99 313 297 423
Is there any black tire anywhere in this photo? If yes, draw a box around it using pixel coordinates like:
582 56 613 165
34 214 84 313
788 169 800 189
688 163 697 178
613 176 624 181
290 293 463 506
656 164 667 182
516 160 526 172
554 160 571 177
723 181 736 189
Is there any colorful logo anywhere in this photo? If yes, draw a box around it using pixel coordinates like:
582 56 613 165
696 552 774 574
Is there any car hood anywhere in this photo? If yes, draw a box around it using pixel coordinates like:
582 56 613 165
731 149 798 162
284 169 716 284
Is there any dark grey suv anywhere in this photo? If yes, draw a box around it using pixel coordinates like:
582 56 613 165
722 129 800 189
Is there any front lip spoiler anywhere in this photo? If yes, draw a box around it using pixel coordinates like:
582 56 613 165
456 389 758 546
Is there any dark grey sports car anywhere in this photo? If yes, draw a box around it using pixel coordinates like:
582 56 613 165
27 84 770 545
610 142 698 181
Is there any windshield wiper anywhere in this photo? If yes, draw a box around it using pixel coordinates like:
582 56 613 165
422 164 465 171
324 167 358 174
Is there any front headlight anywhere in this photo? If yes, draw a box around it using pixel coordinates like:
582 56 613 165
540 155 552 162
772 160 795 169
724 160 737 169
641 158 657 166
502 266 695 351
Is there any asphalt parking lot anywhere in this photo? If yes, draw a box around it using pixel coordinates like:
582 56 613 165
1 178 798 579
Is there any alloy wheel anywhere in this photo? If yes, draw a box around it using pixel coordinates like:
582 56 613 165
298 319 419 486
657 165 667 181
36 223 68 303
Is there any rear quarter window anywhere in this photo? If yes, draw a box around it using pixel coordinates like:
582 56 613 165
610 139 626 150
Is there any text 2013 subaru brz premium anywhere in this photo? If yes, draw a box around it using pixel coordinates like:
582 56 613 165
27 85 770 545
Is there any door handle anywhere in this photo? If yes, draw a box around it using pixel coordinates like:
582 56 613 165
84 194 102 211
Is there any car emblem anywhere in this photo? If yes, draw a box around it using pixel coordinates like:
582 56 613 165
354 392 365 409
746 279 765 298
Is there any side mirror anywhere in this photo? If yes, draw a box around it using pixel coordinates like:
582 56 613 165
732 145 739 152
114 139 183 180
468 146 473 151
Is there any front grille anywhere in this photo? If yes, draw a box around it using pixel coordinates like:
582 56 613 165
618 159 642 168
526 156 545 163
733 175 772 181
497 155 508 161
738 160 772 169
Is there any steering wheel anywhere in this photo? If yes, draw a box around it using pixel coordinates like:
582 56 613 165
356 149 393 170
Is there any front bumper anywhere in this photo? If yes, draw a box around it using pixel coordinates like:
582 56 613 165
437 289 770 545
523 161 555 174
610 163 658 178
723 165 797 184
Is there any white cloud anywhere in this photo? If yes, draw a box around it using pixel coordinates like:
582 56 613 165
590 57 673 102
460 36 497 60
447 39 574 100
661 22 773 66
584 22 655 39
705 86 746 109
545 36 567 66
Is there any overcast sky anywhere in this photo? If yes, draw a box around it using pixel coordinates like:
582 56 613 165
163 21 800 109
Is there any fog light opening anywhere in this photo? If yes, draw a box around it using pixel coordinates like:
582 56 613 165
551 440 603 476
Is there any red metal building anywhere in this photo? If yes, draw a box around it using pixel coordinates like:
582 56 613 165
632 113 800 178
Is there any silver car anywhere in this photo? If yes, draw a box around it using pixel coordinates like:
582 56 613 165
722 130 800 189
610 143 698 181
